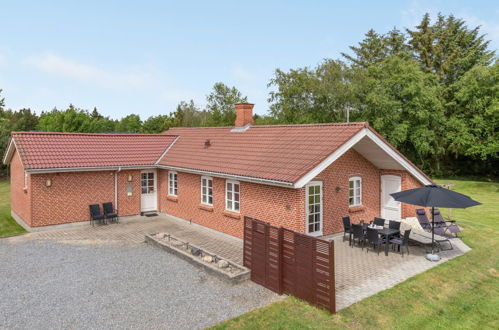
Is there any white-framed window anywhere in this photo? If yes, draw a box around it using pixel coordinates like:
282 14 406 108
349 176 362 207
168 171 178 196
306 181 323 236
225 180 240 213
201 176 213 205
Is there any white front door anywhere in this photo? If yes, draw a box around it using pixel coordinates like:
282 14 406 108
381 175 402 220
141 170 157 212
306 181 323 236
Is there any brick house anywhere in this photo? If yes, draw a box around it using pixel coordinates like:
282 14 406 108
3 103 432 239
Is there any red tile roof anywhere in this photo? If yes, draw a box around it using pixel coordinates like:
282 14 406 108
158 123 367 183
11 132 178 170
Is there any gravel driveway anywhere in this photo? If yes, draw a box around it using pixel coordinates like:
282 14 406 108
0 237 280 329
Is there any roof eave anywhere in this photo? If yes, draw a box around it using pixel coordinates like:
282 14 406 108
156 164 294 188
2 138 16 165
293 127 432 188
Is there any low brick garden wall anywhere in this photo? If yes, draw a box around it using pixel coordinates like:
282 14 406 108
145 233 250 284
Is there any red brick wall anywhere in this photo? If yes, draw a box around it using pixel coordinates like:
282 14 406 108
117 170 141 216
10 151 31 225
31 171 116 226
311 149 381 235
157 150 426 238
158 169 302 238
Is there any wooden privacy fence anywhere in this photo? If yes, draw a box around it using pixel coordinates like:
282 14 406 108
243 216 336 313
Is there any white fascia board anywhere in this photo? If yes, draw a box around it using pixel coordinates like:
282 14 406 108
155 136 180 165
26 165 157 174
156 165 294 188
293 127 432 188
365 130 431 185
2 139 16 165
293 128 368 188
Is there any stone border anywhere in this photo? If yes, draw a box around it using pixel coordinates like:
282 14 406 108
145 233 250 284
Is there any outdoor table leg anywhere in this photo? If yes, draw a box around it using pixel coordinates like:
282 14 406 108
385 235 389 256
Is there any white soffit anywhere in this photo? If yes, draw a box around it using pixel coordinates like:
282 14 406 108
353 136 404 170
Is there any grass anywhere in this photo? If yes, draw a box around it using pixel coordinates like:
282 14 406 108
213 178 499 329
0 180 26 237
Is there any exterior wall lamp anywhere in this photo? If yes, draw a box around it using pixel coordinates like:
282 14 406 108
128 174 133 182
45 179 52 187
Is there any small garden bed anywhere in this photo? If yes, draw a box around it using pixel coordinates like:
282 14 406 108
145 232 250 284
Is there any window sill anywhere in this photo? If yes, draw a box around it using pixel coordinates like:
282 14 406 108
166 196 178 202
348 205 366 213
223 210 241 220
199 204 214 212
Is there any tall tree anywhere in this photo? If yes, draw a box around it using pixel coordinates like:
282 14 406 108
268 60 351 123
206 82 248 126
142 114 173 133
342 28 409 67
407 13 495 86
171 100 209 127
115 114 142 133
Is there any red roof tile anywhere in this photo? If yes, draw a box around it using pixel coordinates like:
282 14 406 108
11 132 177 170
158 123 367 183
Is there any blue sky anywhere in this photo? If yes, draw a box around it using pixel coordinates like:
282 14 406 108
0 1 498 119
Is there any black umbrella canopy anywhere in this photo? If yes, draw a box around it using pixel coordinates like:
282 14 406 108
390 184 481 208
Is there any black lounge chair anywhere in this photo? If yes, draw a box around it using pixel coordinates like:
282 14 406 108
373 217 385 227
390 229 411 256
350 224 365 249
342 216 352 242
415 209 446 236
365 227 383 255
432 209 461 237
89 204 105 226
103 202 119 223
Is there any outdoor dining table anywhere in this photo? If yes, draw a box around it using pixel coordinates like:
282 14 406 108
377 228 400 256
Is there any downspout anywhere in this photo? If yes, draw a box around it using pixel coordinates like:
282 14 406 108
115 167 121 215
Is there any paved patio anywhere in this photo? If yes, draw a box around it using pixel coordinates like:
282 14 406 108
26 214 244 264
13 214 470 311
332 234 470 309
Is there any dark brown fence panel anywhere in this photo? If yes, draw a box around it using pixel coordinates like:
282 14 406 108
243 216 335 313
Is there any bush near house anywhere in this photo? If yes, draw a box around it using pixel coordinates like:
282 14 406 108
213 178 499 329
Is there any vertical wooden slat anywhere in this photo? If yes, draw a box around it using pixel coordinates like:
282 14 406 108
244 216 336 314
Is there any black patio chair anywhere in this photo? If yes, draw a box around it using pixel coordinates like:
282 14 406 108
342 216 352 242
103 202 119 223
365 227 383 255
373 217 385 227
389 220 401 230
432 209 461 237
350 224 365 249
89 204 105 226
390 229 411 256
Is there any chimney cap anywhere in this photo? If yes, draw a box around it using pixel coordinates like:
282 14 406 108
235 102 254 106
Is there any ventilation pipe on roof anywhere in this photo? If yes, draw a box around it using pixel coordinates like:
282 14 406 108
235 103 254 127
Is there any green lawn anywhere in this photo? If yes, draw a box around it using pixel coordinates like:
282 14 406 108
0 180 26 237
214 178 499 329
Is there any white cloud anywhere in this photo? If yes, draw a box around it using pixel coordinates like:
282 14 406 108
25 53 152 89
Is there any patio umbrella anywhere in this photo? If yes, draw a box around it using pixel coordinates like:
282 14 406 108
390 184 481 261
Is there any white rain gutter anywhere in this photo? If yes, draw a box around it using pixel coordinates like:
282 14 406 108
115 167 121 214
155 165 294 188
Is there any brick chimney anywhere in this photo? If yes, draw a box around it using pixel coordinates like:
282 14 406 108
235 103 254 127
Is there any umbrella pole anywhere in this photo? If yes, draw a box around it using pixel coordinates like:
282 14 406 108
431 206 435 255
